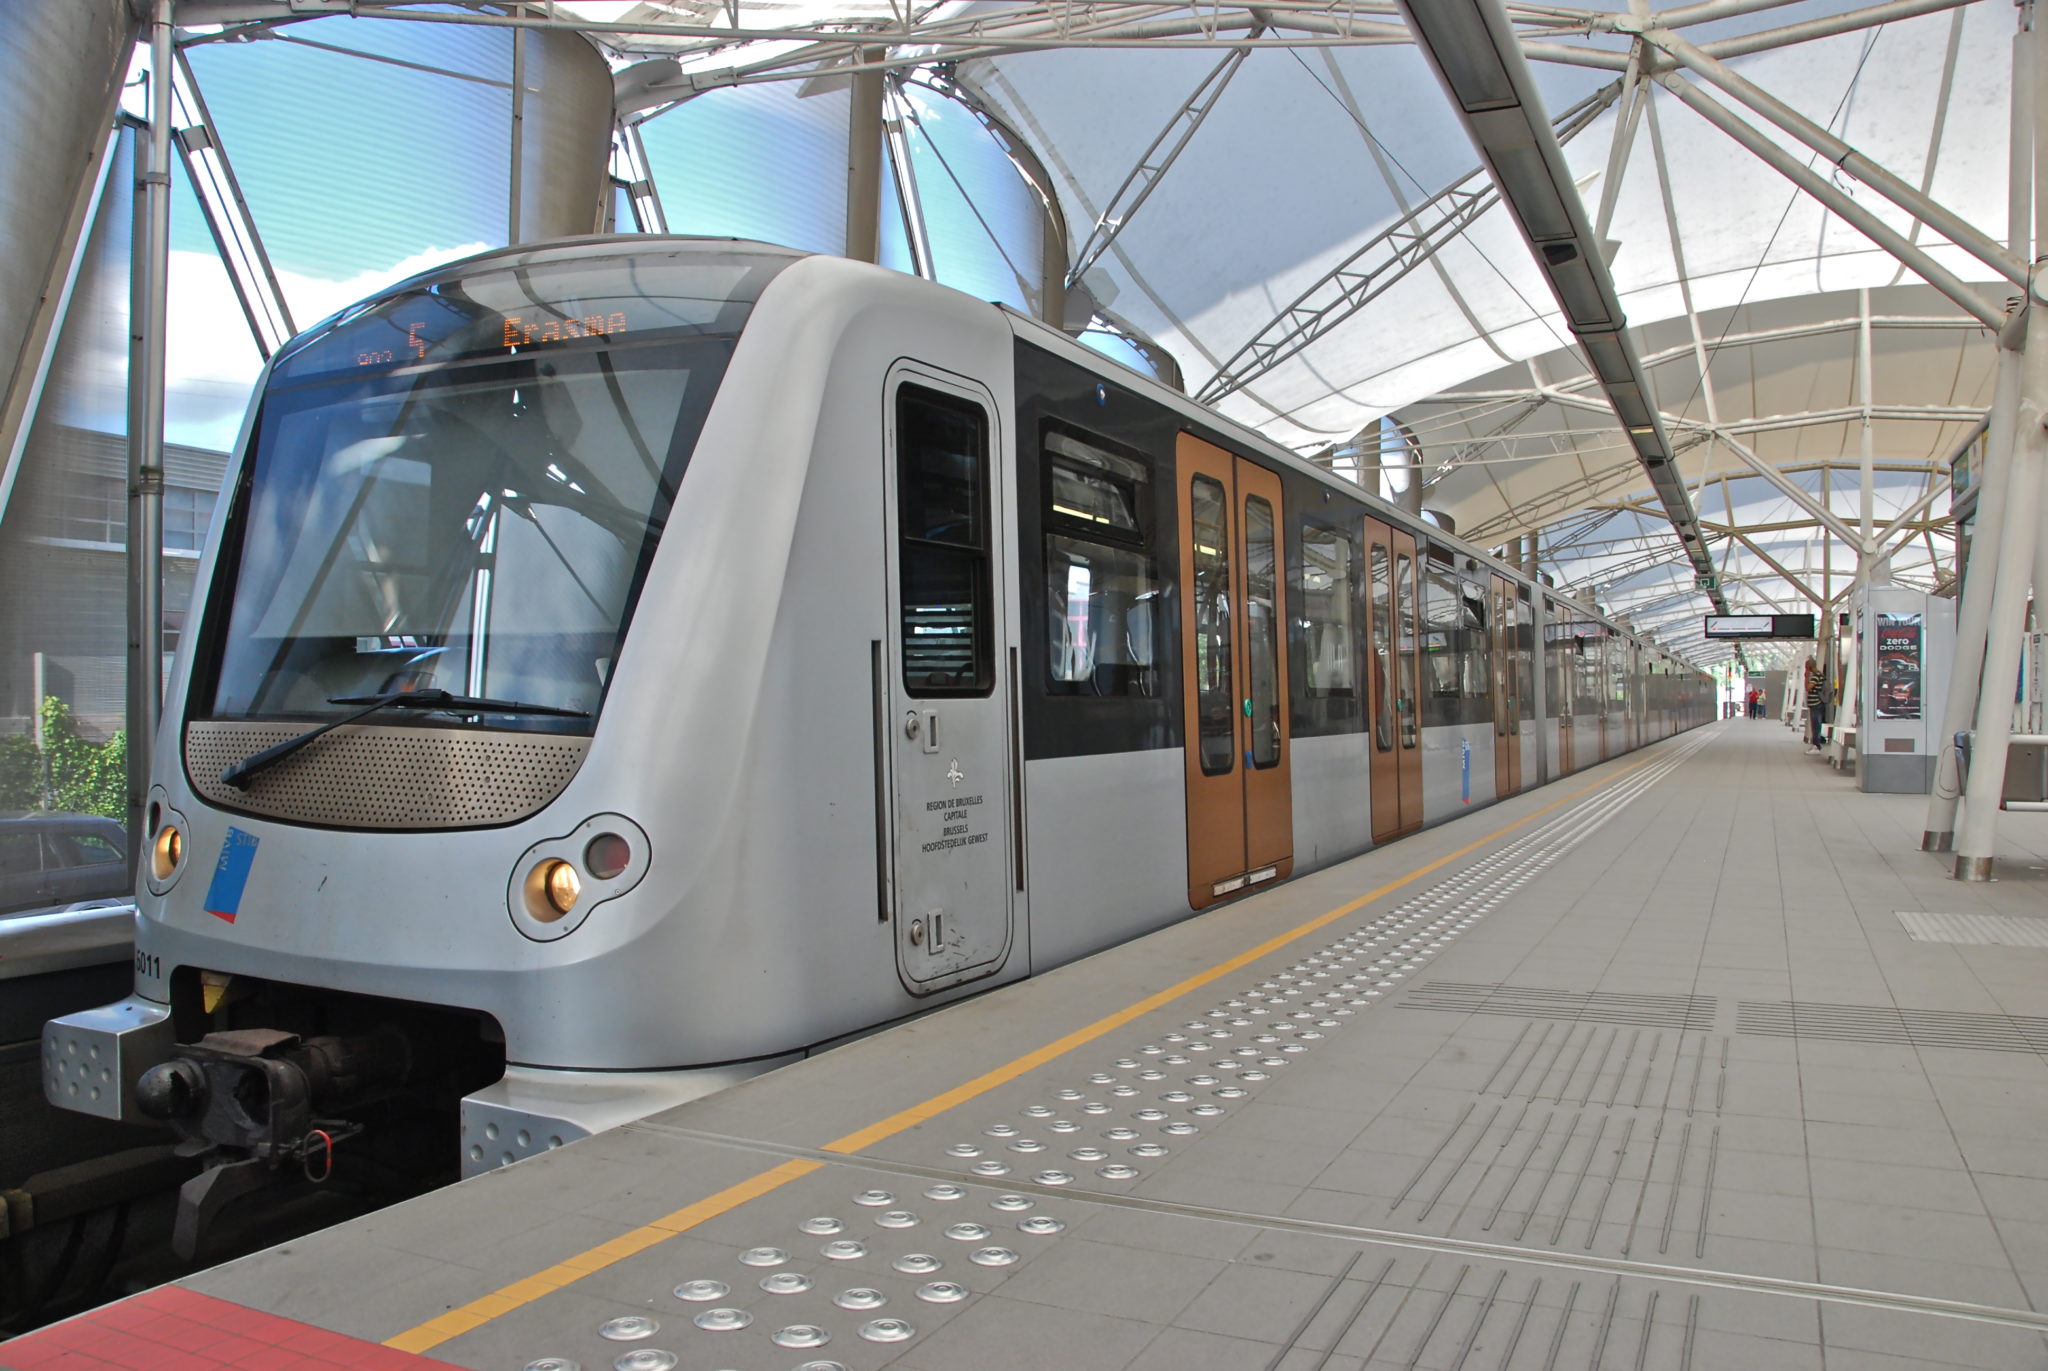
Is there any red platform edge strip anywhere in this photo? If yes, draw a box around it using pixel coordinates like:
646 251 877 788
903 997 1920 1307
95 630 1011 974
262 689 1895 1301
0 1285 464 1371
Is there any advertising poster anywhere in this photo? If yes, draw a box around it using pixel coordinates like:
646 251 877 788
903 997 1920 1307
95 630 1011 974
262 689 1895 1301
1874 612 1923 720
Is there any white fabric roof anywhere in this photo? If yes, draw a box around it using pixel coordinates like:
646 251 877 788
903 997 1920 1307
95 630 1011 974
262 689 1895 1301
959 3 2007 454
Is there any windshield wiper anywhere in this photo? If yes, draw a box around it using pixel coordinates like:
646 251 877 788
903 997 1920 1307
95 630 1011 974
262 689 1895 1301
218 689 590 791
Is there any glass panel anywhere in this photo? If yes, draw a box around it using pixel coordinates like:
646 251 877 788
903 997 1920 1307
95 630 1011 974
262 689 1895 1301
1046 535 1157 694
1421 561 1462 723
187 22 514 325
901 83 1044 313
1395 552 1418 748
1245 495 1280 769
1301 523 1355 700
898 388 990 697
1462 584 1489 717
637 78 852 257
1048 461 1140 533
1369 542 1393 752
208 344 715 728
1190 475 1234 777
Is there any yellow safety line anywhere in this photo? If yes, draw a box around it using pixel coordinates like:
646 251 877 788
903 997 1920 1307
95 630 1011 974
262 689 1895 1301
387 755 1654 1352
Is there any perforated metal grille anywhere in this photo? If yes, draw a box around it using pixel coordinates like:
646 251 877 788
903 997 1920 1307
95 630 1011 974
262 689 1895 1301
184 720 589 830
1402 981 1717 1031
1739 1000 2048 1054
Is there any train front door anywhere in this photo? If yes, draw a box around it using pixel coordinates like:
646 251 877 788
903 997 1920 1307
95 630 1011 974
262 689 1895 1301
1366 517 1424 842
1490 574 1523 799
1177 434 1292 909
883 369 1015 994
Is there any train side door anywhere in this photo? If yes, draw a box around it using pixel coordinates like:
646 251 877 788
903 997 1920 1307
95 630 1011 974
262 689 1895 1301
883 370 1014 993
1366 517 1422 841
1177 434 1292 909
1490 574 1522 798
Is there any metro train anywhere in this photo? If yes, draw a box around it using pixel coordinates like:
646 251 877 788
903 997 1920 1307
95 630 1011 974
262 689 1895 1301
45 237 1710 1249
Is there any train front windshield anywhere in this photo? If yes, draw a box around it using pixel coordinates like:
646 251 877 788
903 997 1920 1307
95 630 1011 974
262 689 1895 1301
198 247 795 734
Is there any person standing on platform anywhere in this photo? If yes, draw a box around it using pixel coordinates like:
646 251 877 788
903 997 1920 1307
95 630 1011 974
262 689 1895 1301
1804 658 1826 752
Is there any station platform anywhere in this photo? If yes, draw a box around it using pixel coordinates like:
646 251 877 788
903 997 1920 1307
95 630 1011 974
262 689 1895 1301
9 719 2048 1371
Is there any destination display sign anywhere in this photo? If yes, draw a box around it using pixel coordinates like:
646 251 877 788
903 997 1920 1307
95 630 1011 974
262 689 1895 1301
1704 614 1817 640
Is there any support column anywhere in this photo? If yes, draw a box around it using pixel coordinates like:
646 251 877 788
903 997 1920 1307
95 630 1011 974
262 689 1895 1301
845 49 884 264
1955 4 2048 880
1924 336 2021 848
506 27 611 242
126 0 173 876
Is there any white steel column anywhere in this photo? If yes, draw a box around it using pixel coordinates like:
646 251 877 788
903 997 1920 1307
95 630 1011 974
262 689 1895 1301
1957 3 2048 881
1925 23 2032 850
127 0 173 872
846 49 884 264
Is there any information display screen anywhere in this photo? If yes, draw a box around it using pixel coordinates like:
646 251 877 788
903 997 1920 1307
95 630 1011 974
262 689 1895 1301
1704 614 1816 640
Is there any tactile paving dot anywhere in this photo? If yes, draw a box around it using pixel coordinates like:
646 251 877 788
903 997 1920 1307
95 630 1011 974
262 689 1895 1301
598 1316 657 1341
944 1222 991 1241
738 1246 788 1267
917 1281 970 1303
876 1209 920 1228
693 1308 752 1331
860 1317 917 1343
611 1352 676 1371
834 1287 888 1310
761 1272 814 1294
893 1253 942 1274
1098 1164 1139 1180
672 1279 728 1301
924 1183 966 1200
1034 1169 1075 1185
524 1359 580 1371
971 1160 1011 1176
970 1246 1020 1266
799 1216 844 1235
1018 1215 1066 1235
989 1194 1034 1211
820 1239 868 1260
853 1189 895 1206
773 1324 831 1349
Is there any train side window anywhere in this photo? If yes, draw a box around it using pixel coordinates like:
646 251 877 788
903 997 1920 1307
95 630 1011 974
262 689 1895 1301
1394 551 1418 748
1369 544 1394 750
897 385 992 696
1461 580 1489 722
1190 474 1236 776
1300 520 1357 702
1042 428 1158 696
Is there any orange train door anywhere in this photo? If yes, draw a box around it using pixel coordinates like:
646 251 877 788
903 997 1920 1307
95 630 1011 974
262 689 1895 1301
1177 434 1293 909
1490 575 1523 799
1364 517 1424 842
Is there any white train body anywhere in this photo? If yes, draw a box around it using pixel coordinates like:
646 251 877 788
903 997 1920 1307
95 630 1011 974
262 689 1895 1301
47 239 1710 1195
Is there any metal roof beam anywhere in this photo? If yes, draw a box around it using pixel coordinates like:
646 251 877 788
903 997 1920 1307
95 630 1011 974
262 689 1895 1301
1395 0 1725 609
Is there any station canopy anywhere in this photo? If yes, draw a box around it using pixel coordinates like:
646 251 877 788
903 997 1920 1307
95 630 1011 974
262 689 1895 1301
190 3 2023 664
555 0 2000 664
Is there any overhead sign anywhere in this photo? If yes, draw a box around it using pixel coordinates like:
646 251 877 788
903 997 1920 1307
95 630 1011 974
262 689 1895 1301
1704 614 1817 640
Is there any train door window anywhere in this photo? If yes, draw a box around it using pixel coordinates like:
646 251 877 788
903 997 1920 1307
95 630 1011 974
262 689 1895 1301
1190 474 1235 776
1042 429 1157 696
1369 543 1394 751
1300 521 1357 704
1245 495 1280 768
1394 551 1418 748
897 386 991 696
1421 552 1461 727
1461 579 1489 723
1517 586 1534 720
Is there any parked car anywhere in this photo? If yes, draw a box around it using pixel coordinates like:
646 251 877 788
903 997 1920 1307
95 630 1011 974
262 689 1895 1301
0 813 127 915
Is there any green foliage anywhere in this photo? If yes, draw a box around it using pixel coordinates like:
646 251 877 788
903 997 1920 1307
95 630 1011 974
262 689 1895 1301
0 733 37 812
0 698 127 820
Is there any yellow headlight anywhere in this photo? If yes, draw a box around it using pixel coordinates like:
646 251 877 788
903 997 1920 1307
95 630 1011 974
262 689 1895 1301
525 857 581 921
152 825 183 881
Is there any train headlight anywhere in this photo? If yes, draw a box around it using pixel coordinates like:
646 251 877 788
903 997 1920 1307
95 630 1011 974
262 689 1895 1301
152 823 184 881
525 858 581 921
507 815 648 941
